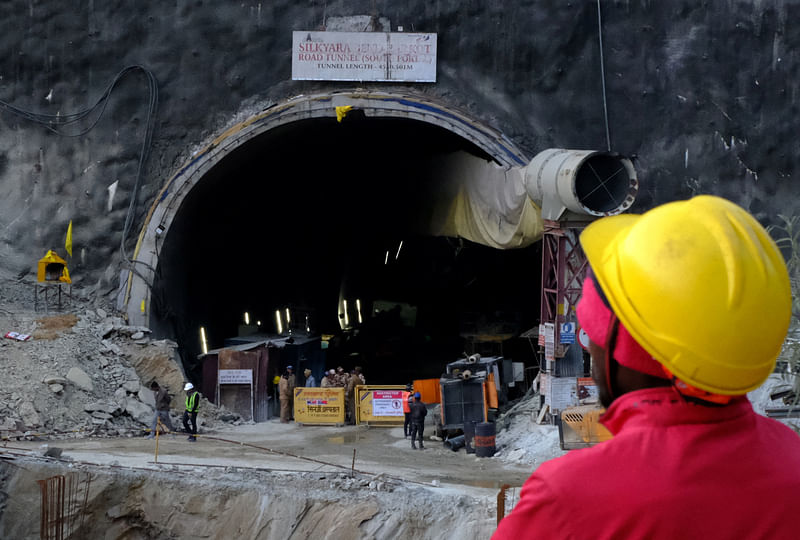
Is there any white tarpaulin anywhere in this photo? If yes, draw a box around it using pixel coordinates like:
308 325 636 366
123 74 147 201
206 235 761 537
426 152 544 249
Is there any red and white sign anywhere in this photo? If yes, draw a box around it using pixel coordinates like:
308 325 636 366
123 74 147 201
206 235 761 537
292 31 437 82
371 390 404 416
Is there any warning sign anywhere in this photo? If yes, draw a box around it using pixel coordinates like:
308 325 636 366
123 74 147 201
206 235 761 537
578 326 590 350
355 386 406 425
371 390 404 417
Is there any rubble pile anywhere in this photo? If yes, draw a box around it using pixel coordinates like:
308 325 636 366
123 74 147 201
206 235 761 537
0 276 236 441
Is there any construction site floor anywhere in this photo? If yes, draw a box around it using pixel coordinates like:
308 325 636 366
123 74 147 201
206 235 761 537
6 419 532 489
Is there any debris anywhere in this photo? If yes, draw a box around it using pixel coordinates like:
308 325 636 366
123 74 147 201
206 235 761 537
39 445 63 458
4 331 31 341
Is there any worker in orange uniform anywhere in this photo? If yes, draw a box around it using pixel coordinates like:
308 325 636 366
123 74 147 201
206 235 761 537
494 196 800 539
401 383 413 438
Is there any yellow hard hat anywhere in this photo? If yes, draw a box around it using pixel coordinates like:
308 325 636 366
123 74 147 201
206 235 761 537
580 195 791 395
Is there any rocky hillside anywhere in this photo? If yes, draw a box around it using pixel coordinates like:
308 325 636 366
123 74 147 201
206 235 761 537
0 272 235 441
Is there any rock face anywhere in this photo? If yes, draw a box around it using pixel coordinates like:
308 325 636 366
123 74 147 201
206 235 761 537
0 458 499 540
0 0 797 292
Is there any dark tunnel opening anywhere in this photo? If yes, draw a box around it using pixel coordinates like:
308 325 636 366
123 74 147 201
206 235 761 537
151 115 542 387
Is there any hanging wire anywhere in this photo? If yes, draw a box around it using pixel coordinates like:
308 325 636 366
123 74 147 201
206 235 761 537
0 65 160 285
117 67 159 274
597 0 612 152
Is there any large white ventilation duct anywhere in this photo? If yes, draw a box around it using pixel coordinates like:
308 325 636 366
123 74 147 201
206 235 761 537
427 149 638 248
523 148 638 221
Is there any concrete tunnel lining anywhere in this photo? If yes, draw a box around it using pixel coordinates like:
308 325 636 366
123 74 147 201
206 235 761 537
127 90 538 380
124 90 530 331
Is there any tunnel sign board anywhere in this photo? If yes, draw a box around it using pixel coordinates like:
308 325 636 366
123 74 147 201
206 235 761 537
292 31 437 82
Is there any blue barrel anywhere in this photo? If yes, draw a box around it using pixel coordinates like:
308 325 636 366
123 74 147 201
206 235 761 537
474 422 496 458
464 421 476 454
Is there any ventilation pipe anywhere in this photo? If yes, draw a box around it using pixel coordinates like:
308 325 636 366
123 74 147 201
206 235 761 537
522 149 638 221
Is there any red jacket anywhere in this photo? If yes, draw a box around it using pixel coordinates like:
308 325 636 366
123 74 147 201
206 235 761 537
494 387 800 540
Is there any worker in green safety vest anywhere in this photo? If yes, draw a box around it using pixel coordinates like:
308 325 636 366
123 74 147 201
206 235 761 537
182 382 200 441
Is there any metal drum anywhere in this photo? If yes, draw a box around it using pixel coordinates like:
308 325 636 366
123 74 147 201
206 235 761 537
474 422 496 458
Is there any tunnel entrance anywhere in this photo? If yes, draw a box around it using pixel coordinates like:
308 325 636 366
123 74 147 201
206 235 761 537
134 93 542 385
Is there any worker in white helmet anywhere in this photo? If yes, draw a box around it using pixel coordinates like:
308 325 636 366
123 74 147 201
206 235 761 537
182 382 200 442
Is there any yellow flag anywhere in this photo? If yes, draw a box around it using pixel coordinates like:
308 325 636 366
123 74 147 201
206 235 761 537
65 220 73 257
336 105 353 123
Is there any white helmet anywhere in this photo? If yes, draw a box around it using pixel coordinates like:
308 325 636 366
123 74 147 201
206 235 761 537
184 382 194 391
329 369 335 375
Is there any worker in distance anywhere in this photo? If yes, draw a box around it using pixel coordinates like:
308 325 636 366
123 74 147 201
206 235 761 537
494 195 800 538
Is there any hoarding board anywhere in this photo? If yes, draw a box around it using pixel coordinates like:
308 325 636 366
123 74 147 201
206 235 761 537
577 377 599 402
294 387 345 425
549 376 578 411
292 31 437 82
218 369 253 384
544 323 555 361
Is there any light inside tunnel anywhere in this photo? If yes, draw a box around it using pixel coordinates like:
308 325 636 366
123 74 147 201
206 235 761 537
150 116 542 383
200 326 208 354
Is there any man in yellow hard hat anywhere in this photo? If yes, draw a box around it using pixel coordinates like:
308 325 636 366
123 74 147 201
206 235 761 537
494 195 800 539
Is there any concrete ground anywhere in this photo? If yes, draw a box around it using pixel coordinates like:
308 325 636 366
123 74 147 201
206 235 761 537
7 419 533 491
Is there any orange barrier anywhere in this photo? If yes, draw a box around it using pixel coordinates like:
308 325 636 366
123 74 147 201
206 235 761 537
412 378 441 404
486 373 499 409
